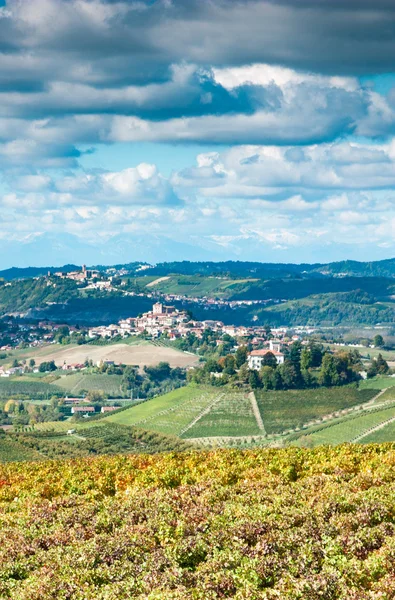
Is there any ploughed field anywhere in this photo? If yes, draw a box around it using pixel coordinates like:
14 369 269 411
25 341 198 369
1 445 395 599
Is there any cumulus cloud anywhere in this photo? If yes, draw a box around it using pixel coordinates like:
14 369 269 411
174 142 395 196
1 163 181 208
0 0 394 262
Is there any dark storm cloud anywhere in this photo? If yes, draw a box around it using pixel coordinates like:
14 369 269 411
2 0 395 86
0 0 392 163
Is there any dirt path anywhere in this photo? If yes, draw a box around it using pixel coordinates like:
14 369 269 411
146 276 170 288
249 392 265 433
179 393 225 436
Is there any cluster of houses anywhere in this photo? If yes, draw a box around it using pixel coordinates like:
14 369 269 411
87 302 282 341
87 302 303 371
53 264 97 282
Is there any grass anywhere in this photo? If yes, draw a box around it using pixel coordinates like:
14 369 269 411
377 386 395 402
55 373 123 396
291 404 395 446
136 274 258 298
358 375 395 390
0 378 63 398
182 392 261 438
326 344 395 362
104 386 206 427
256 387 378 434
359 421 395 443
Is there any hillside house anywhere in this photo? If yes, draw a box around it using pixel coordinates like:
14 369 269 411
248 349 285 370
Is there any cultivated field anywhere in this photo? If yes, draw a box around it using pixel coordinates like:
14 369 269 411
182 392 261 438
55 373 123 397
255 387 377 434
27 342 198 369
136 274 258 298
105 387 262 439
292 403 395 447
2 446 395 598
360 420 395 443
0 378 63 398
106 387 213 432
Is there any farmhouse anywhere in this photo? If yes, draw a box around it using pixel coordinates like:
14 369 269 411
71 406 95 414
248 349 285 370
100 406 118 413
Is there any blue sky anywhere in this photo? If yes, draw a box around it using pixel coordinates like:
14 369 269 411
0 0 395 267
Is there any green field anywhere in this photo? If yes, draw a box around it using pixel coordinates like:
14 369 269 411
359 420 395 443
136 274 258 298
358 375 395 390
0 378 63 398
181 392 261 438
292 404 395 446
325 344 395 362
377 386 395 402
104 386 261 439
256 387 378 434
105 386 212 429
55 373 123 396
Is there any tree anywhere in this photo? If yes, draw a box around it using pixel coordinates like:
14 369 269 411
374 334 385 348
262 351 278 369
260 366 275 390
278 361 298 389
29 358 35 368
318 354 340 387
39 360 57 373
235 346 248 368
223 355 236 375
248 370 261 389
287 342 303 386
87 390 106 402
376 353 389 374
300 348 312 371
308 342 324 367
237 363 250 384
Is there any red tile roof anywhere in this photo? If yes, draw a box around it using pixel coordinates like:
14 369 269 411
249 349 284 356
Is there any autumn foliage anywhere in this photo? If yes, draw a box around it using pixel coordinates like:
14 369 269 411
1 445 395 598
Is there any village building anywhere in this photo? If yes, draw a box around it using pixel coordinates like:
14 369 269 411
248 349 285 370
71 406 95 414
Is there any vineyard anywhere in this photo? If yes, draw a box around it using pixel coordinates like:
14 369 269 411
182 392 261 438
0 379 63 398
0 424 192 461
55 373 123 397
255 387 377 434
106 387 263 439
0 445 395 598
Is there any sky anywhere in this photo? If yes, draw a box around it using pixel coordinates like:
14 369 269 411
0 0 395 267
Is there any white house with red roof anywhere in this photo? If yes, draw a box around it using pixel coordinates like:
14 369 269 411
248 349 285 370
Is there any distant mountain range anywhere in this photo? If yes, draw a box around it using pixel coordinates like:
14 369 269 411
1 256 395 281
0 232 394 275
